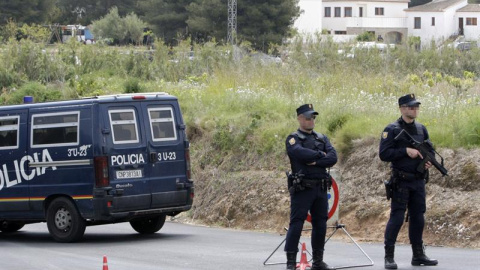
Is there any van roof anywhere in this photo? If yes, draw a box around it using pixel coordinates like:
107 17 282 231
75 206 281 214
0 92 178 111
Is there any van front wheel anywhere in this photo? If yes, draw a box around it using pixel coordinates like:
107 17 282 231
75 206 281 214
130 214 166 234
46 197 86 242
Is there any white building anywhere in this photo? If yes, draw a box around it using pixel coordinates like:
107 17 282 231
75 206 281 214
405 0 467 45
294 0 480 45
294 0 323 34
320 0 410 43
456 4 480 41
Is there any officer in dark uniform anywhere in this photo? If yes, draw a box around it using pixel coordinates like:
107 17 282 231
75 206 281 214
379 94 438 269
284 104 337 270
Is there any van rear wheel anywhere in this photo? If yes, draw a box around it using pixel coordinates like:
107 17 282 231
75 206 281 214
130 214 166 234
46 197 86 242
0 221 25 233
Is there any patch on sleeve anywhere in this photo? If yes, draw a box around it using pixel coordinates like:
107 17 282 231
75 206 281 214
382 132 388 139
289 137 296 145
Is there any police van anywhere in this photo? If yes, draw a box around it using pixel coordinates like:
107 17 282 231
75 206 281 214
0 93 194 242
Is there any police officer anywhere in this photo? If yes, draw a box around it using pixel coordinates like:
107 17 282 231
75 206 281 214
285 104 337 270
379 94 438 269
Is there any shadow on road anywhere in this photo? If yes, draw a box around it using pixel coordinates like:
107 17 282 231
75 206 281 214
0 229 192 244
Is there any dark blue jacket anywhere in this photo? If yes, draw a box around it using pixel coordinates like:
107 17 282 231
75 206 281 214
286 129 337 179
379 117 430 174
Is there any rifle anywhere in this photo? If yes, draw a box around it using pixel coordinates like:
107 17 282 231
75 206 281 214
394 129 448 176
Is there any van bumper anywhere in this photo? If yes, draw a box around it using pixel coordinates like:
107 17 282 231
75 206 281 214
91 187 193 222
110 205 192 221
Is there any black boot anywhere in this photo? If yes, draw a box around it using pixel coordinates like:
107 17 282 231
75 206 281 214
311 250 334 270
286 252 297 270
384 245 397 269
411 244 438 266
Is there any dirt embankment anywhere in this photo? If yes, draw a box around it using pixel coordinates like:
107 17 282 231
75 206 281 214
181 138 480 248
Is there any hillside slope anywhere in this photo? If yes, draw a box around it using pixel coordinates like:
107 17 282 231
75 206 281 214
183 138 479 248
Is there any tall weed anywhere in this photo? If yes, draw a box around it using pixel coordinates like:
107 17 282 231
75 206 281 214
0 38 479 163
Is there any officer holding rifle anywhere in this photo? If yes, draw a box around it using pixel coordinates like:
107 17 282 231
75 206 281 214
285 104 337 270
379 94 439 269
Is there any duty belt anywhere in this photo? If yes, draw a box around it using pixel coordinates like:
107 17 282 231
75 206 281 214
393 169 424 181
302 178 328 188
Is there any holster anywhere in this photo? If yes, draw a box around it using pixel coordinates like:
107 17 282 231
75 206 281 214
327 175 333 190
384 171 397 200
286 171 305 195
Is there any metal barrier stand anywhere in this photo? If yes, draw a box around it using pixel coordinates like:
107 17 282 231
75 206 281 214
263 223 374 269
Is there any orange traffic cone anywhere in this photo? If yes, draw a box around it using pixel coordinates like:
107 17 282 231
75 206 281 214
296 242 311 270
103 255 109 270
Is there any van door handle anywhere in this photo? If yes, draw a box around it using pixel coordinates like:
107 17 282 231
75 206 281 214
150 152 157 163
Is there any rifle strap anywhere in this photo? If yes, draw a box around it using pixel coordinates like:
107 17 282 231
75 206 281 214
391 119 424 138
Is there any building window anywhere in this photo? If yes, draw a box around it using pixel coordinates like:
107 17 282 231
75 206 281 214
344 7 352 17
432 17 435 26
375 7 384 16
414 17 421 29
466 17 477 25
325 7 331 17
334 7 341 17
359 7 363 17
334 31 347 35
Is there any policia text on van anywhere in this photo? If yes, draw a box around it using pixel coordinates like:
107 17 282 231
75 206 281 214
0 93 194 242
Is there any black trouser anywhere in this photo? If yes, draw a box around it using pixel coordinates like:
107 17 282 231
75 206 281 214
285 184 329 252
384 177 426 246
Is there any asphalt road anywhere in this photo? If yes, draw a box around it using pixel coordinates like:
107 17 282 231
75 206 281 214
1 221 478 270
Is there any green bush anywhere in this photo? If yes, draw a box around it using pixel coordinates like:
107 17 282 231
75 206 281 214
124 77 143 93
356 31 375 42
0 67 21 88
326 113 352 134
6 82 62 105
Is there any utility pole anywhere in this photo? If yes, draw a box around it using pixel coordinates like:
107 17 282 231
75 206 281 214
227 0 237 45
71 7 86 42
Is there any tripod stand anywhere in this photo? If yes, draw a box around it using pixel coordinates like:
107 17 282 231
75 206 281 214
263 222 374 269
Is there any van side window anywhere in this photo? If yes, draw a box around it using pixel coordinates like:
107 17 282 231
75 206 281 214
0 116 19 149
148 108 177 141
32 112 79 147
109 109 139 144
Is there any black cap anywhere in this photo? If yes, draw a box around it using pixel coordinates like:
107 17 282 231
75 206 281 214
398 94 421 106
296 104 318 116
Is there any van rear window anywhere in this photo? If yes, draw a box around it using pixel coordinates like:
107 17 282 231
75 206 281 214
148 108 177 141
32 112 79 147
0 116 19 149
109 109 139 144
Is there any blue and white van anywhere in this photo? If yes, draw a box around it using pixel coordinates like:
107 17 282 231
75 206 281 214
0 93 194 242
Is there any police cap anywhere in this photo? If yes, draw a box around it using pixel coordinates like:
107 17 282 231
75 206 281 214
296 104 319 116
398 94 421 106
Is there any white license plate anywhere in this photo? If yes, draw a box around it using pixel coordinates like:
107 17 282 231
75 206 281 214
116 170 143 179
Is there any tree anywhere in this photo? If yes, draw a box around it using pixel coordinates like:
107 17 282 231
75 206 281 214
55 0 139 25
0 0 43 24
124 12 147 45
409 0 432 7
91 7 146 45
138 0 193 44
92 7 125 43
186 0 225 43
187 0 300 51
